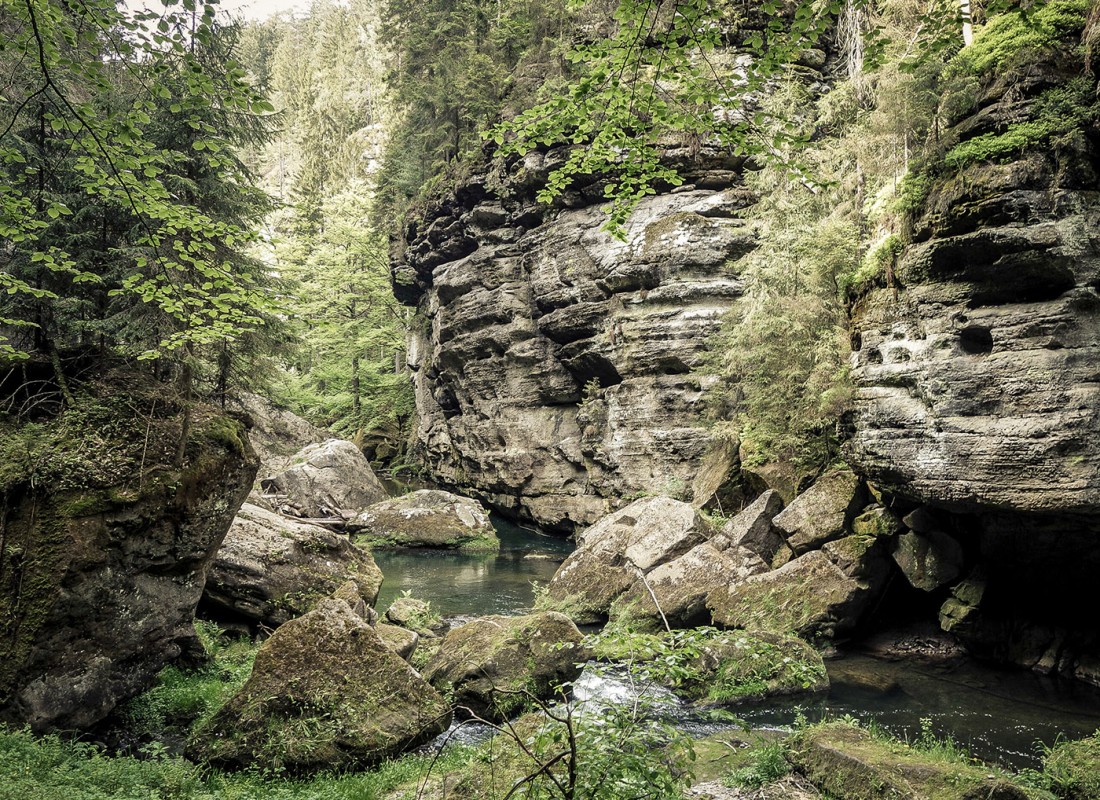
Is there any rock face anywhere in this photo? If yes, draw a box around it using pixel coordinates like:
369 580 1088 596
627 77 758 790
194 597 451 772
352 489 499 551
545 496 716 623
395 149 764 531
262 439 388 520
0 409 258 733
422 611 588 720
846 43 1100 677
203 503 384 629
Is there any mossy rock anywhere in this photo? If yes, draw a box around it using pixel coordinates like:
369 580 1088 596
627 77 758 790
788 722 1036 800
1043 731 1100 799
684 631 828 706
0 385 258 733
353 490 500 552
422 612 590 721
191 598 451 773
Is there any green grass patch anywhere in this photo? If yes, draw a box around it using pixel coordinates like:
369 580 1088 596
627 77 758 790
0 724 474 800
119 621 257 743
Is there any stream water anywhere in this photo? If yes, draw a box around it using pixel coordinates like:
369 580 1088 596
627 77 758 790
377 516 1100 769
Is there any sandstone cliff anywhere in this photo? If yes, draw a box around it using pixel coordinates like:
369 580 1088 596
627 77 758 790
394 151 765 532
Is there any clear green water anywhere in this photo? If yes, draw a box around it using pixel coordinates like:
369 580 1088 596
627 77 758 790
372 516 573 618
373 518 1100 768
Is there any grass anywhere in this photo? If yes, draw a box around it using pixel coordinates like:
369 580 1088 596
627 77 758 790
0 725 474 800
119 622 257 744
723 741 791 790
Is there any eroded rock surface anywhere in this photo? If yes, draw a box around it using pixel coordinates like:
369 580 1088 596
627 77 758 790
203 503 384 629
396 153 760 531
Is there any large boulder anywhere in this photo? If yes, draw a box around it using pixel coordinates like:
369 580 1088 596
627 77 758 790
612 542 768 628
203 503 384 629
261 439 388 520
351 489 499 551
677 630 828 706
192 597 451 773
422 612 589 720
708 550 879 641
720 490 786 562
0 403 258 733
772 469 865 555
230 393 328 474
891 530 965 592
545 497 715 624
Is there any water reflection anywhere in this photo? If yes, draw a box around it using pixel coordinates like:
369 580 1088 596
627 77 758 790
371 515 573 618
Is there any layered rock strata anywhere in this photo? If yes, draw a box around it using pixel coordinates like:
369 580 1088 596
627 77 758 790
395 154 762 531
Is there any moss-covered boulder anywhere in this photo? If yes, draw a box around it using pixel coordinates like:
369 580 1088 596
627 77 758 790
192 597 451 773
385 595 442 635
708 550 878 640
377 623 419 661
773 469 865 555
0 385 258 733
545 497 715 624
202 503 384 629
261 439 388 520
352 489 499 551
681 631 828 706
788 722 1033 800
1043 730 1100 799
422 612 589 721
611 542 768 628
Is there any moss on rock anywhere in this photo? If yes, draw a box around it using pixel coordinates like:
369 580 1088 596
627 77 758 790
191 598 451 773
422 611 589 721
788 722 1037 800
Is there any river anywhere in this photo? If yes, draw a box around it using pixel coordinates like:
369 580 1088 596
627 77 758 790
373 515 1100 769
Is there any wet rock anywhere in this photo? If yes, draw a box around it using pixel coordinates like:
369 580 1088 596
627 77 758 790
721 490 785 562
788 722 1031 800
351 489 499 551
422 612 589 720
773 470 865 555
0 407 257 733
261 439 388 520
203 503 383 629
377 623 419 661
545 497 715 623
192 598 450 772
858 623 966 665
709 550 877 641
892 530 965 592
